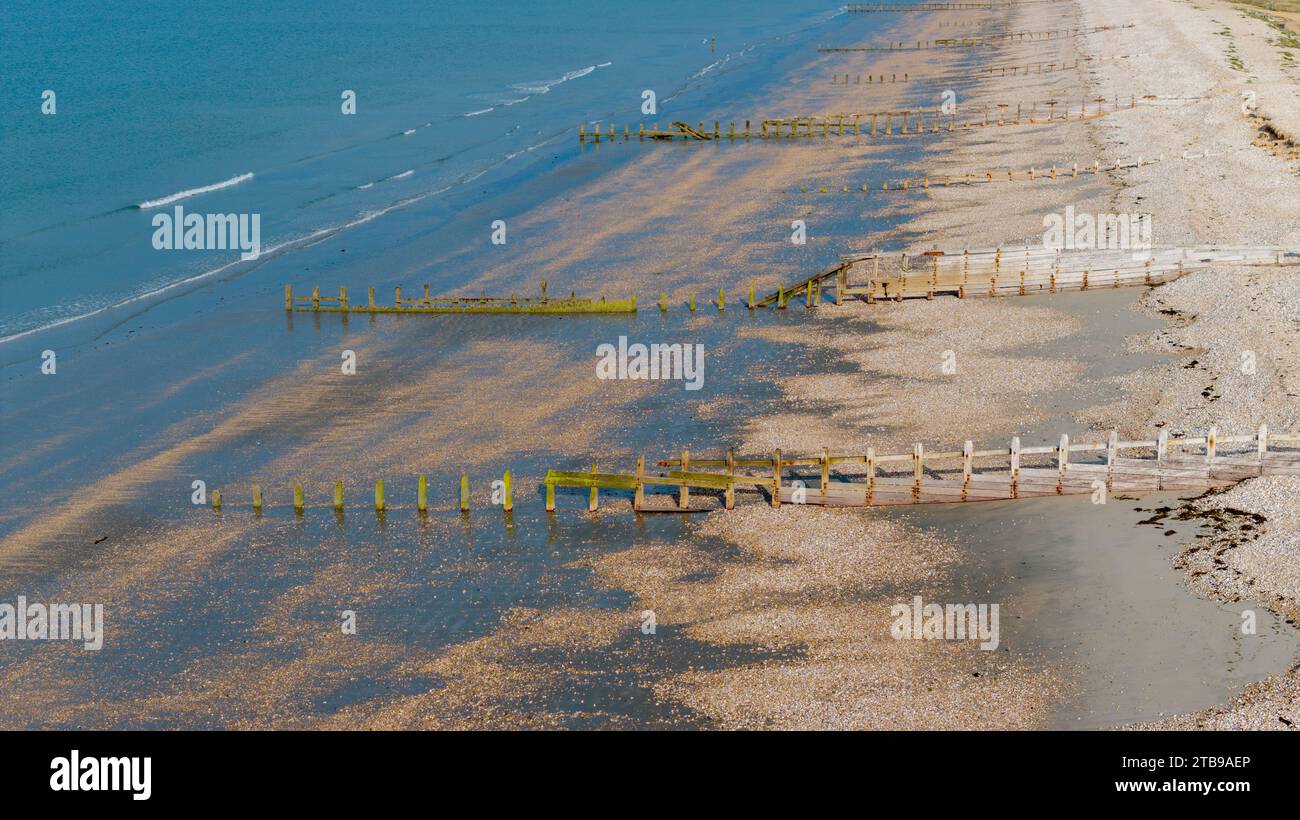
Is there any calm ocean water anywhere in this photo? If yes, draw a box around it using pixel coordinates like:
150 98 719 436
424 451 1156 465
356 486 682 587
0 0 844 345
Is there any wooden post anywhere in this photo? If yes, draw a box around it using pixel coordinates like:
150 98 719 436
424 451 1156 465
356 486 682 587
679 449 690 509
912 443 924 498
748 280 755 310
962 440 973 498
340 286 348 310
588 461 599 512
284 284 293 310
820 447 830 497
460 473 470 512
374 479 385 512
311 286 320 311
294 483 304 513
333 480 344 512
1057 434 1070 491
660 292 668 313
634 455 645 511
252 485 262 512
689 292 696 312
1156 429 1169 462
545 476 555 511
502 470 513 512
865 447 876 503
368 286 375 307
212 489 221 510
417 474 427 513
771 449 782 508
718 287 725 311
1206 426 1217 462
725 448 736 510
394 286 402 307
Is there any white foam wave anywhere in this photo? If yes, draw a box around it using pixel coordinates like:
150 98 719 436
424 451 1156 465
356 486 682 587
137 173 255 209
511 61 608 95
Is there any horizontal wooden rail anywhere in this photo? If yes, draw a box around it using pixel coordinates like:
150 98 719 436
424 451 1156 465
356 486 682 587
545 427 1299 512
579 94 1178 143
800 156 1161 195
758 245 1298 307
829 55 1145 88
845 1 1065 10
817 24 1135 52
847 2 1006 10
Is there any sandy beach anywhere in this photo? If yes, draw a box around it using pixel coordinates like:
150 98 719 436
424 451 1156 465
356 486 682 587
1 0 1297 731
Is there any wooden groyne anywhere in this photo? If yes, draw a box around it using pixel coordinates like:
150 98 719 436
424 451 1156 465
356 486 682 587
580 95 1163 143
756 245 1297 307
207 472 514 515
817 24 1134 51
845 2 1066 12
283 246 1296 322
545 427 1300 511
799 156 1163 194
829 55 1146 87
847 2 1006 11
285 282 636 315
837 246 1295 303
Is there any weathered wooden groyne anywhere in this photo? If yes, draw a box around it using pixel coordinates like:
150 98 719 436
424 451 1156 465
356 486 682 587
846 2 1009 11
285 282 636 315
817 24 1134 51
206 472 514 514
799 155 1162 195
579 95 1174 143
755 245 1298 307
829 55 1146 87
545 427 1300 512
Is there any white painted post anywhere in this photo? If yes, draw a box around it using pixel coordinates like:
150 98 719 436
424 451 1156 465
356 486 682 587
865 447 876 501
1257 424 1268 461
1058 434 1070 476
1206 426 1217 462
1156 429 1168 462
1106 430 1118 467
913 443 924 496
962 440 974 483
